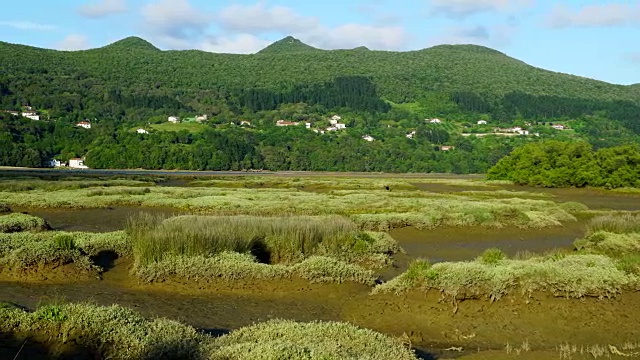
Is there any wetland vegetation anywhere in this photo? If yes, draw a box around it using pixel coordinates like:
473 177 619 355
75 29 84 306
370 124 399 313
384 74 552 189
1 171 639 359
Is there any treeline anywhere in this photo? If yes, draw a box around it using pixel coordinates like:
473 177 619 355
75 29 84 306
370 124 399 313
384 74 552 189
487 141 640 188
452 91 640 134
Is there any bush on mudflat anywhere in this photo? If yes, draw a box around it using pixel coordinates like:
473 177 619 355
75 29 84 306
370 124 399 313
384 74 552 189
0 213 49 233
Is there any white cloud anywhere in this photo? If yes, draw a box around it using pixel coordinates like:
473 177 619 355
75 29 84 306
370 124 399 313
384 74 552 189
201 34 271 54
0 21 56 31
79 0 127 18
218 3 318 34
141 0 212 47
214 3 408 51
56 34 90 51
427 24 516 47
547 3 640 28
429 0 533 17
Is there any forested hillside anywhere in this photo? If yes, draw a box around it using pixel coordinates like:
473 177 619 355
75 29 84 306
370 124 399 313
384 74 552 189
0 36 639 174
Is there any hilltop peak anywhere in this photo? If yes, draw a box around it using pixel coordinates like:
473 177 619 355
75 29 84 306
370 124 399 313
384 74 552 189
258 36 320 54
102 37 160 52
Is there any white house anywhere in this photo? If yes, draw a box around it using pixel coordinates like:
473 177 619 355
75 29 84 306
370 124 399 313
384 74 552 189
428 118 442 124
76 122 91 129
326 126 338 132
195 115 208 122
69 158 89 169
477 120 487 125
331 115 342 121
406 131 416 139
552 124 566 130
335 123 346 130
362 135 375 142
440 145 455 151
329 119 339 125
21 111 40 121
240 120 252 126
276 120 299 127
168 116 180 123
49 159 66 167
305 122 312 129
136 128 149 134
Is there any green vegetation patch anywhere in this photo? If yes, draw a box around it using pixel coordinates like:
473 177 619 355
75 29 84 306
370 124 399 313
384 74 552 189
150 122 208 133
0 302 417 360
0 213 49 233
375 252 637 300
0 202 10 213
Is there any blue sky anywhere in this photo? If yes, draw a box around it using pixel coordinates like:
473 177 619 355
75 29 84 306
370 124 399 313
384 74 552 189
1 0 639 85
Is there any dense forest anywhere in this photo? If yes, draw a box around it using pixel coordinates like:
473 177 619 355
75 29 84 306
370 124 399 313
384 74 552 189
488 141 640 188
0 36 639 174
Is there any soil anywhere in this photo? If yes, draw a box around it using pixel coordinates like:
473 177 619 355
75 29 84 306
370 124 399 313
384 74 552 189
1 258 640 359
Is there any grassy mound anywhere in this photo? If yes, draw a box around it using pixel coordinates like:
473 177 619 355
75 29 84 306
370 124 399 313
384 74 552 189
0 303 418 360
0 213 49 233
375 250 637 300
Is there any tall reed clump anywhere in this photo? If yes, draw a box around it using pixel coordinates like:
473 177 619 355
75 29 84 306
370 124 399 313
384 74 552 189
587 214 640 234
0 213 49 233
127 213 360 267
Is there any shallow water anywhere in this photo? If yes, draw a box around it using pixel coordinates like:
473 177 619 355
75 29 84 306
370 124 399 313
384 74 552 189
13 207 183 232
390 222 588 262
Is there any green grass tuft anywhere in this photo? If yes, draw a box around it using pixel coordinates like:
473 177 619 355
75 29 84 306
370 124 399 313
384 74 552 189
479 248 507 265
587 214 640 234
0 213 49 233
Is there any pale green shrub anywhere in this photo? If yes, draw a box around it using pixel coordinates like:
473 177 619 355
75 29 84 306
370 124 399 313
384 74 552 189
0 213 49 233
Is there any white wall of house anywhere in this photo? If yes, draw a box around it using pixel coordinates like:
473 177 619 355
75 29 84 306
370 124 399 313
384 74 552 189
69 159 88 169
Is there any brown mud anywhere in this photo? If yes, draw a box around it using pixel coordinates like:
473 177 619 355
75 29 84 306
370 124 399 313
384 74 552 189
1 258 640 359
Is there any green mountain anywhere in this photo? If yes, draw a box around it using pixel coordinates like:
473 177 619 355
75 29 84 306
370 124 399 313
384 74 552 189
257 36 320 54
101 36 160 52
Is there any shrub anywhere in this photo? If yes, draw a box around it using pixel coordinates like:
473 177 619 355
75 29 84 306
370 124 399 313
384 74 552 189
574 231 640 257
0 202 10 213
0 213 49 233
479 248 507 265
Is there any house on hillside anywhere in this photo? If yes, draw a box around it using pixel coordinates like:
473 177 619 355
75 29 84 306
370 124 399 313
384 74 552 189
136 128 149 134
276 120 299 127
362 135 375 142
305 123 312 129
335 123 346 130
406 131 416 139
21 111 40 120
440 145 455 151
477 120 487 125
552 124 566 130
240 120 252 126
195 115 208 122
168 116 180 123
428 118 442 124
331 115 342 122
49 159 66 167
76 121 91 129
69 158 89 169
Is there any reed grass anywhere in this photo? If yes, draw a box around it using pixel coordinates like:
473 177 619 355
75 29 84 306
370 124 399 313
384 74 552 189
0 179 153 192
127 213 362 266
0 213 49 233
587 214 640 234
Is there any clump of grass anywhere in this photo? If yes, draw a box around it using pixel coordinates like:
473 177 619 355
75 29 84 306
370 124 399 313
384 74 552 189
0 303 206 360
587 214 640 234
559 201 589 213
0 202 10 213
87 187 152 197
479 248 507 265
128 213 366 267
375 254 636 300
574 231 640 257
0 303 418 360
616 254 640 275
53 234 76 251
209 319 417 360
134 252 376 285
0 213 49 233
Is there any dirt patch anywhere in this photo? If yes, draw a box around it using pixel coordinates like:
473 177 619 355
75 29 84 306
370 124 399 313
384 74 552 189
0 263 98 283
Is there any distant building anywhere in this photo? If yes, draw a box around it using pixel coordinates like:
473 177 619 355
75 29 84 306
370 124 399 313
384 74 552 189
5 111 20 116
428 118 442 124
552 124 566 130
406 131 416 139
240 120 252 126
326 127 338 132
195 115 208 122
331 115 342 121
362 135 375 142
136 128 149 134
276 120 299 127
168 116 180 123
305 122 312 129
21 111 40 120
76 122 91 129
335 123 346 130
49 159 66 168
477 120 487 125
440 145 455 151
69 158 88 169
